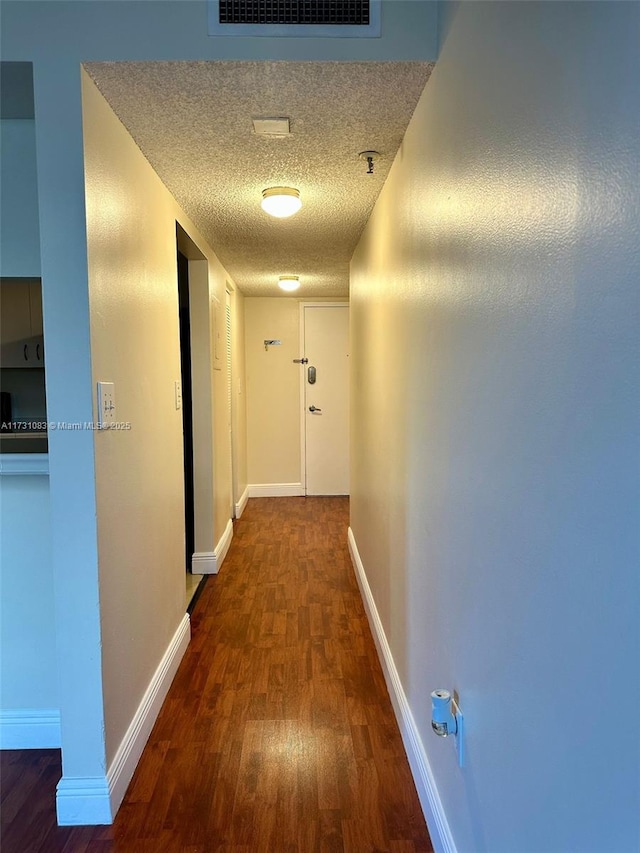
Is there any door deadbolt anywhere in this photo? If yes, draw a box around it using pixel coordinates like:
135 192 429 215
307 366 316 384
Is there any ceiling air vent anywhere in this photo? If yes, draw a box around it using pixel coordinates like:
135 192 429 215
209 0 380 37
220 0 369 26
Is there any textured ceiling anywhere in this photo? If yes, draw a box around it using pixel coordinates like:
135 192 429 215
84 61 433 297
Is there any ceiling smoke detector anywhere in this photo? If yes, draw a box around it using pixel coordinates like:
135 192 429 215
252 116 291 137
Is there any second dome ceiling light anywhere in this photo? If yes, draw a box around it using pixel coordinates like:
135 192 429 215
278 275 300 292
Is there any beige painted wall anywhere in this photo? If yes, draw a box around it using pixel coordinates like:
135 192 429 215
350 3 640 850
245 298 301 486
229 285 248 505
82 72 238 764
212 291 233 528
244 296 347 487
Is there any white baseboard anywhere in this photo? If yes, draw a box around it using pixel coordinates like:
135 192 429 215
56 613 191 826
215 518 234 571
0 708 61 749
191 518 234 574
56 775 112 825
248 482 304 498
347 528 457 853
235 485 249 519
106 613 190 818
192 551 216 573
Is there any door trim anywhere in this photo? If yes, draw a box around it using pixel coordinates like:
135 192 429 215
298 301 349 496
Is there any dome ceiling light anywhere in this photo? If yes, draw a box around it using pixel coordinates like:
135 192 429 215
261 187 302 218
278 275 300 292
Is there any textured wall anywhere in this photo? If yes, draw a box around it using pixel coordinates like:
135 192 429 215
82 72 234 765
230 286 248 504
350 3 640 851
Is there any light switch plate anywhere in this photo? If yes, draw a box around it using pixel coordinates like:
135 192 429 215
97 382 116 428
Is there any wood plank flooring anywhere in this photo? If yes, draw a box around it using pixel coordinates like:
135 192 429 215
1 497 432 853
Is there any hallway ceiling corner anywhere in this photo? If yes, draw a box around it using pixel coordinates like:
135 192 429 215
83 61 433 297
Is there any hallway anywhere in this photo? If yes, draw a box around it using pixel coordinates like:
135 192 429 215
1 497 432 852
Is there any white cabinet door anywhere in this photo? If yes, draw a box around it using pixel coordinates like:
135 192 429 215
0 278 42 343
1 278 44 365
29 280 43 336
0 336 44 367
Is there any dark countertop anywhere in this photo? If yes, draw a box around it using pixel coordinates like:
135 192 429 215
0 432 48 454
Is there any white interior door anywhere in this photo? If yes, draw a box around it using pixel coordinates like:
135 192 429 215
303 304 349 495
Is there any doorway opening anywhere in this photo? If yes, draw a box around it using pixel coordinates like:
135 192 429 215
176 249 195 573
176 223 220 592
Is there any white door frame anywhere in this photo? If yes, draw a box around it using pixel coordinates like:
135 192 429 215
298 301 348 495
225 286 235 518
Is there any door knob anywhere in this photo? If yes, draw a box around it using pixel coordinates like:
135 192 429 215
309 406 322 413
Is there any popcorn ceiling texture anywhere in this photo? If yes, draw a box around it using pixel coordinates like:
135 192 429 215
84 61 433 297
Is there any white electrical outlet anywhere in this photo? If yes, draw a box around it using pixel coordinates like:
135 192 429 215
97 382 116 428
175 380 182 410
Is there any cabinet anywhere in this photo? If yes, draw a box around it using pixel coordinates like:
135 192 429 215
0 278 44 366
1 280 31 343
28 280 43 338
1 279 43 343
1 336 44 367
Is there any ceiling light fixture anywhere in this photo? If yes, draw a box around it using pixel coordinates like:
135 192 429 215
261 187 302 218
278 275 300 292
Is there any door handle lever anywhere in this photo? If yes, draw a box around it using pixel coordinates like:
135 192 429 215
293 358 309 364
309 406 322 413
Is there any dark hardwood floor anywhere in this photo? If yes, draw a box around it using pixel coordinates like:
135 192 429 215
1 497 432 852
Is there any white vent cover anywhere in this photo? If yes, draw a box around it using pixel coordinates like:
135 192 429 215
252 116 291 137
208 0 380 37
